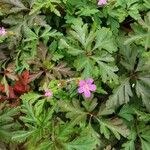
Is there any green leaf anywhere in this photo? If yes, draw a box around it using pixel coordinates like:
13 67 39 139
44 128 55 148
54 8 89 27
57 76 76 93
69 22 88 49
1 0 28 13
97 103 114 117
124 12 150 49
82 98 98 112
122 130 136 150
118 104 134 121
0 102 19 142
2 13 47 47
135 110 150 122
122 140 135 150
21 92 42 104
30 0 61 16
139 127 150 150
14 96 56 146
128 4 141 20
123 122 150 150
143 0 150 9
59 19 118 79
59 38 83 56
74 56 94 78
93 28 118 53
65 125 100 150
23 26 38 42
98 117 129 139
91 54 118 83
106 77 133 108
58 100 87 126
135 78 150 112
12 130 34 143
76 6 99 17
120 44 138 71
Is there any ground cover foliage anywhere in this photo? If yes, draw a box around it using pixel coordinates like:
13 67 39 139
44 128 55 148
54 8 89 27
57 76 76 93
0 0 150 149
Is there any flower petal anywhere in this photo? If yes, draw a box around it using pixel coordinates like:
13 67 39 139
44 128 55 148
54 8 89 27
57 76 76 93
84 90 91 98
89 84 96 91
44 90 53 97
98 0 107 5
86 78 94 84
78 87 84 93
79 80 86 86
0 27 6 36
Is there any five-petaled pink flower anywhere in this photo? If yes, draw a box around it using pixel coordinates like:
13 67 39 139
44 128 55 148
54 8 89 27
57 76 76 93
98 0 107 6
78 78 96 98
0 27 7 36
44 89 53 98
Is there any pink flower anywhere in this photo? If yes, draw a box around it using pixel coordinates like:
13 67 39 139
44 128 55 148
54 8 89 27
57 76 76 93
0 27 7 36
78 78 96 98
44 89 53 98
98 0 107 6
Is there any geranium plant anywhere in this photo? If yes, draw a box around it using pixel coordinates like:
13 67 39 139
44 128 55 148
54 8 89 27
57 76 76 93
0 0 150 150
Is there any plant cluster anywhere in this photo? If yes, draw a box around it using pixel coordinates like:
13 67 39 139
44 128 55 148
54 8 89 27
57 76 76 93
0 0 150 149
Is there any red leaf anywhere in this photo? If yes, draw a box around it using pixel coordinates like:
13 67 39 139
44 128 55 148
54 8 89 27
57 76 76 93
0 84 5 92
13 70 30 94
21 70 29 85
0 70 30 97
13 82 29 94
8 86 17 99
0 84 16 99
0 95 5 102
